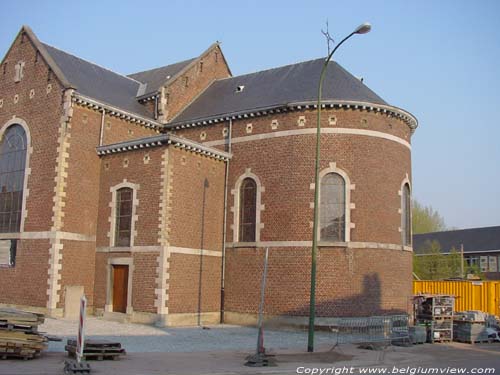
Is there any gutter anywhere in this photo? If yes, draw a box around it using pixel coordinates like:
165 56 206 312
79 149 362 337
165 100 418 131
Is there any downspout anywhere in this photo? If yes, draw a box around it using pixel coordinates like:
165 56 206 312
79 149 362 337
220 118 232 323
154 95 159 120
99 108 105 146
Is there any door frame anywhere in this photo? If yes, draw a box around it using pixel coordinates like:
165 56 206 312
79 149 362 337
105 257 134 314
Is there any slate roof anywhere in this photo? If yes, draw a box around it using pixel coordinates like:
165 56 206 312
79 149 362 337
413 226 500 254
127 58 196 97
171 58 388 124
42 43 153 118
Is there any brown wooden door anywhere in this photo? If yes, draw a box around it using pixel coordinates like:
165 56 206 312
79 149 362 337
112 265 129 313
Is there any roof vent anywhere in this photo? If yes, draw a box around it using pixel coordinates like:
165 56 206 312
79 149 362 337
235 85 245 93
166 75 171 80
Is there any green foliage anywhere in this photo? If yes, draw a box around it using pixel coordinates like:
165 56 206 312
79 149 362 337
412 200 446 234
413 241 484 280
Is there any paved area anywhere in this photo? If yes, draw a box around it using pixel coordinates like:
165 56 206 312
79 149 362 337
1 342 499 375
40 317 336 352
0 318 499 374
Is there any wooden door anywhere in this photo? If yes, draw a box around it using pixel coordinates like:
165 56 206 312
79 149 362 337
112 265 129 313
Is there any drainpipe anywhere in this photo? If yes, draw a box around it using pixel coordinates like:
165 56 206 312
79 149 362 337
220 118 232 323
99 108 105 146
154 95 159 120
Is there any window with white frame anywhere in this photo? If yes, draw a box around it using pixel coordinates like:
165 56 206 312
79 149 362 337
401 183 411 246
0 239 16 267
320 172 346 242
239 178 257 242
0 124 27 233
115 187 133 247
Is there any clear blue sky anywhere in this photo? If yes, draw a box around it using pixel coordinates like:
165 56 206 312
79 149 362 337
1 0 499 230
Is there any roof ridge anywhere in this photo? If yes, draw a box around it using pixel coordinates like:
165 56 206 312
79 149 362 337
415 225 500 235
127 57 197 77
214 56 327 82
41 42 143 85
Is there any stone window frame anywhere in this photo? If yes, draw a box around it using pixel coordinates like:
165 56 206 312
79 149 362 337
231 169 265 245
108 180 139 249
315 162 355 245
104 256 134 314
0 117 32 234
398 176 412 247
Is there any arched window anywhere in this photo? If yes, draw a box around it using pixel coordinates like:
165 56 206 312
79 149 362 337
115 187 133 247
320 173 346 242
0 125 27 233
239 178 257 242
401 183 411 246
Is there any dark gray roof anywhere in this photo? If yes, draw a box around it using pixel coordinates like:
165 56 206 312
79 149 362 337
128 58 196 97
172 58 387 123
413 226 500 254
41 43 153 118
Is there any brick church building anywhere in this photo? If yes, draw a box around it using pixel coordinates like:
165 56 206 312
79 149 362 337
0 26 417 326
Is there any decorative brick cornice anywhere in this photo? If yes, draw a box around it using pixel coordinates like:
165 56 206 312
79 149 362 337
96 134 231 161
72 93 163 131
165 100 418 132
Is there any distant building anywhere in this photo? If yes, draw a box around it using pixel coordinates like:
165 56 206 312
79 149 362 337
413 226 500 280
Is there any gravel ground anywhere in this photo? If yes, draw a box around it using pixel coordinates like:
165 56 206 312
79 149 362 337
40 317 335 353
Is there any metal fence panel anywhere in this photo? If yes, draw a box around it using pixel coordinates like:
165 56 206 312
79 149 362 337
329 315 409 345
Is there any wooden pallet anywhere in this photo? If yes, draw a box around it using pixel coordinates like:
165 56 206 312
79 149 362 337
0 348 39 360
65 339 126 361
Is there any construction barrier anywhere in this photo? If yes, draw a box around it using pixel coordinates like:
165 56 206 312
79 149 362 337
413 281 500 316
329 315 410 346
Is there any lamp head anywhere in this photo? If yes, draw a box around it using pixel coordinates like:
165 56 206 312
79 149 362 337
354 22 371 34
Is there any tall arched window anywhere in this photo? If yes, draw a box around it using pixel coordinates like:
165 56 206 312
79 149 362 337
320 172 346 242
0 125 27 233
401 183 411 246
115 187 133 247
239 178 257 242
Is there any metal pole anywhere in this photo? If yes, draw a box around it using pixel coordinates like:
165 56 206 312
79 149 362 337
198 178 209 326
460 243 464 279
256 247 269 354
308 31 357 353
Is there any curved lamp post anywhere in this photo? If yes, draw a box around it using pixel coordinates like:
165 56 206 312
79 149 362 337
307 22 371 353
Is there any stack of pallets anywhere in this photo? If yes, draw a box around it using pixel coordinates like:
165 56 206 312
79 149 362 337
413 294 455 343
65 339 126 361
0 308 48 360
453 320 490 343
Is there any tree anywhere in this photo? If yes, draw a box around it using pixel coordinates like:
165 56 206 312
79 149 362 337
413 242 484 280
413 240 449 280
412 199 446 234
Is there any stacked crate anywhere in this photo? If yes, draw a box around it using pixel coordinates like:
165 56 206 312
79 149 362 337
414 294 455 343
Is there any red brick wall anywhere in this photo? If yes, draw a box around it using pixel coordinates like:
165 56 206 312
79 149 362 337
101 113 157 145
59 240 96 308
95 147 163 248
0 31 65 308
225 247 411 317
0 240 51 307
168 147 226 251
0 32 63 232
132 252 157 313
176 107 414 318
163 45 231 122
168 254 222 314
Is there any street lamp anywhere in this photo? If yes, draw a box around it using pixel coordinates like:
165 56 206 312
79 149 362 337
307 22 371 353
